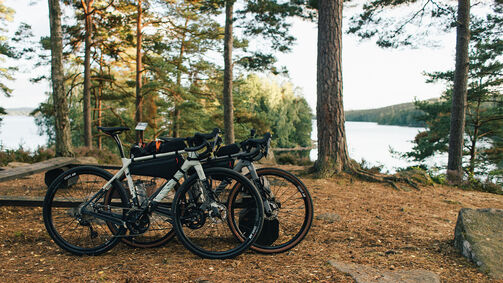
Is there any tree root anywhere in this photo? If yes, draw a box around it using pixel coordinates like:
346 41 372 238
349 167 420 191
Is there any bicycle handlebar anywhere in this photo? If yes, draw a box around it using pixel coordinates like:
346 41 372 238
184 140 209 152
185 128 222 159
238 132 271 160
240 132 271 150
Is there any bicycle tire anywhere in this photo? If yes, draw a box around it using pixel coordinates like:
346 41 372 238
43 166 129 256
228 167 313 254
172 167 264 259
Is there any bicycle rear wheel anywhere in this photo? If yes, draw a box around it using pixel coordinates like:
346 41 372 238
172 167 264 259
43 166 129 256
229 167 313 253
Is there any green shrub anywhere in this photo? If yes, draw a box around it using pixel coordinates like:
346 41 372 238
0 146 119 166
73 147 120 164
0 146 54 166
275 151 313 166
462 176 503 195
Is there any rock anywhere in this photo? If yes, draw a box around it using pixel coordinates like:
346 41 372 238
454 208 503 279
5 162 30 168
328 261 440 283
316 213 341 223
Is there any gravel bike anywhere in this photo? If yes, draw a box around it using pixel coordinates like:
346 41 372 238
42 127 264 259
121 130 313 254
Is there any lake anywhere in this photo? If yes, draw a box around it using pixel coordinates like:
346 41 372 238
0 115 445 172
310 120 446 173
0 115 48 151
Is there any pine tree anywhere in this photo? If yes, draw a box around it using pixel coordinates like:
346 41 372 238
347 0 483 184
314 0 351 176
48 0 73 156
408 9 503 181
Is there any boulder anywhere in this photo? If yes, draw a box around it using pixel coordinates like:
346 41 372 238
328 261 440 283
454 208 503 279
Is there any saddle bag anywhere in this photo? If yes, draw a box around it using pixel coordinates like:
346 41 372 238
239 207 279 246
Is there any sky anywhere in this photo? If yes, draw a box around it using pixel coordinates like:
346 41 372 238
0 1 456 112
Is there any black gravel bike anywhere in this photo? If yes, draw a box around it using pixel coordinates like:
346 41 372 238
42 127 264 259
120 130 313 254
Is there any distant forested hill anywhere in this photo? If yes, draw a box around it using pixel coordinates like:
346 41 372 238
345 98 440 127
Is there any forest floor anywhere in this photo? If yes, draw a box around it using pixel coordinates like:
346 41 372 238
0 165 502 282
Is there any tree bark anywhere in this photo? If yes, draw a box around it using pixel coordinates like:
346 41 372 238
447 0 470 185
135 0 143 143
83 0 94 148
97 52 103 149
173 18 189 138
315 0 351 176
48 0 73 157
223 0 235 144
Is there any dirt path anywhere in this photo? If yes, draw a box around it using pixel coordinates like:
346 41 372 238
1 166 502 282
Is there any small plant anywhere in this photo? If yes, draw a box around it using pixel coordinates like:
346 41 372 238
462 176 503 195
358 159 384 174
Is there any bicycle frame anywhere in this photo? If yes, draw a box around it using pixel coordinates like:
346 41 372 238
79 150 208 226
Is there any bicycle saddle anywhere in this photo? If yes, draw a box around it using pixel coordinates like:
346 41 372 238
97 126 130 136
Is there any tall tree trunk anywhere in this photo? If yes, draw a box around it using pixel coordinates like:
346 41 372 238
83 0 93 148
97 52 103 149
48 0 73 157
447 0 470 184
469 128 477 176
468 98 481 176
173 18 188 138
315 0 351 176
223 0 235 144
135 0 143 143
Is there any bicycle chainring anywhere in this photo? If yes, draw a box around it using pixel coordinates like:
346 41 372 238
126 210 150 235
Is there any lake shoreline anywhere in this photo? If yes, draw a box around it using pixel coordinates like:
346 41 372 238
0 115 441 173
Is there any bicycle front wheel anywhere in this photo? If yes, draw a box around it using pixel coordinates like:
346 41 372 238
173 167 264 259
43 166 129 256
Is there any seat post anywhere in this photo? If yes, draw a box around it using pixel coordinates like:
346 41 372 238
112 134 126 158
